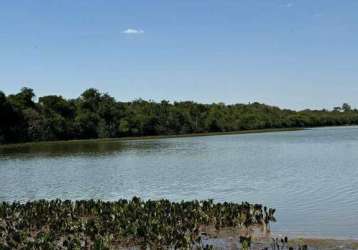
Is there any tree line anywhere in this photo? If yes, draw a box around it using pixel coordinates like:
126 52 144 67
0 87 357 144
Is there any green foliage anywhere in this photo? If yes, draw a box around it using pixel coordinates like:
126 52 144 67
7 87 35 110
0 198 274 249
342 103 352 112
1 87 358 144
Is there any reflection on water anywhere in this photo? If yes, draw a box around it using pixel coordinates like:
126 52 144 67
1 126 358 238
0 140 125 157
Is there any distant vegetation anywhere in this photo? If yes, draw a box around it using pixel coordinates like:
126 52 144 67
1 87 358 144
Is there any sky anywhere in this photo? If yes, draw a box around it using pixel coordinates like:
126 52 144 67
0 0 357 110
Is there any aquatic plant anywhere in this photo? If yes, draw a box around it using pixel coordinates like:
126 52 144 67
240 236 251 250
0 197 276 249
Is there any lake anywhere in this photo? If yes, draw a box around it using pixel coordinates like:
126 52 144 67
0 126 357 238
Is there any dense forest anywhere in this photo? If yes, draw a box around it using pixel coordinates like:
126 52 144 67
0 87 357 144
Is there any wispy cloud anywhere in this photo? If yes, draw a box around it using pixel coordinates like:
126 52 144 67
122 28 144 35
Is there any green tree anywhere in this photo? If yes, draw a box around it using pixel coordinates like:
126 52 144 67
1 87 358 144
342 103 351 112
8 87 36 109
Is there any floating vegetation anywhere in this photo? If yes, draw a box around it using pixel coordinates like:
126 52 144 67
0 197 276 249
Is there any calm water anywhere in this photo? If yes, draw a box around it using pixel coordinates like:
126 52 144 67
1 126 358 238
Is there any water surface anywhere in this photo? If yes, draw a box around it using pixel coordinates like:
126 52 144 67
1 126 358 238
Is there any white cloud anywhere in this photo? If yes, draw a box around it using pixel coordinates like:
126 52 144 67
122 28 144 34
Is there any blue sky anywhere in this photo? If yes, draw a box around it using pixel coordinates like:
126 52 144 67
0 0 357 110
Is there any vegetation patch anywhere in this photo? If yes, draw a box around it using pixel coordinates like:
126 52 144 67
1 87 357 144
0 198 276 249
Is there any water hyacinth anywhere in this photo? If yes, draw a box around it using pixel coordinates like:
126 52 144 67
0 197 276 249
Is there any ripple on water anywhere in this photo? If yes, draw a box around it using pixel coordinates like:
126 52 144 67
1 127 358 237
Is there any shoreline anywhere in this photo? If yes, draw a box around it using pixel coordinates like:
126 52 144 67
202 227 358 249
2 199 357 249
272 231 358 241
207 236 358 250
279 237 358 250
0 127 303 148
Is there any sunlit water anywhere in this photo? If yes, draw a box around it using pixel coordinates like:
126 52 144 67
1 126 358 238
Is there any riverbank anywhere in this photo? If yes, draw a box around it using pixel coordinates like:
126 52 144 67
288 238 358 250
198 226 358 249
0 127 303 149
205 236 358 250
1 199 357 249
